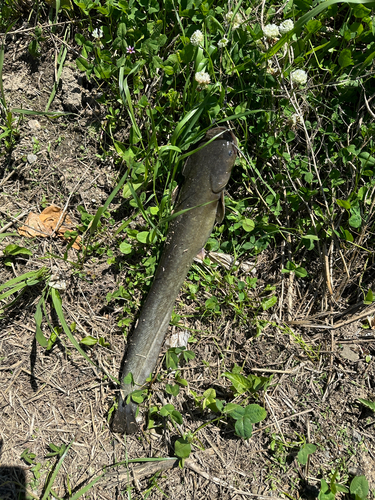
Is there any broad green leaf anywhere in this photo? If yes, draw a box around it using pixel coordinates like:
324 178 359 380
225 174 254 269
243 404 267 424
4 244 32 256
123 182 143 199
242 218 255 232
297 443 317 465
222 402 242 415
234 416 253 440
165 384 180 396
222 372 251 394
338 48 354 68
364 289 374 304
131 389 146 403
160 404 175 416
261 295 277 310
352 3 371 17
295 266 308 278
342 229 353 242
119 241 132 254
306 19 322 33
336 199 351 209
318 479 335 500
350 476 369 499
80 335 98 346
136 231 157 244
174 438 191 459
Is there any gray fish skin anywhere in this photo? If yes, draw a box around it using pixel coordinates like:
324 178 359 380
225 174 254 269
112 127 237 434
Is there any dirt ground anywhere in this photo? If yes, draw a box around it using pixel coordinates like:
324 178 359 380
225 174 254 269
1 25 375 500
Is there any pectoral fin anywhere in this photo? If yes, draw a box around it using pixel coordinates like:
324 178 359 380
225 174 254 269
216 191 225 223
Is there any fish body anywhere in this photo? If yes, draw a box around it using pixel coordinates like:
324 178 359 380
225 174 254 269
112 127 237 434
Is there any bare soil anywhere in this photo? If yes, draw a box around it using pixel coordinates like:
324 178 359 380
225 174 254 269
1 26 375 500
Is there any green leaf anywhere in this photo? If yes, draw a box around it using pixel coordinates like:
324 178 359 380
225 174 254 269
234 416 253 440
160 404 175 417
261 295 277 310
222 372 252 394
297 443 317 465
119 241 132 254
350 476 369 499
306 19 322 33
123 182 143 199
50 289 122 384
336 199 351 209
222 402 242 415
4 244 32 257
174 438 191 459
242 218 255 232
0 232 18 239
364 289 374 304
243 404 267 423
230 404 266 438
136 231 157 244
295 266 308 278
165 384 180 396
80 335 98 346
359 152 375 167
318 479 335 500
338 48 354 68
358 398 375 411
342 229 353 242
352 3 371 17
201 388 216 409
131 389 146 403
349 213 362 228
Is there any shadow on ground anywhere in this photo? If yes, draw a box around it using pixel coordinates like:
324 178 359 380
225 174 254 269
0 440 26 500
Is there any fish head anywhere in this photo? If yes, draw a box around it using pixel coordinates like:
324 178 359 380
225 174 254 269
205 127 237 194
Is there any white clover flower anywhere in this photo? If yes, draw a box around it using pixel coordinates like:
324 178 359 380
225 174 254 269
195 70 211 86
92 28 103 39
263 24 280 39
218 36 228 48
225 11 243 30
289 113 301 127
291 69 308 85
190 30 204 46
279 19 294 34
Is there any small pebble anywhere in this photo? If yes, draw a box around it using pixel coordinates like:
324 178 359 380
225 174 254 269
352 429 362 442
27 153 38 164
28 119 41 130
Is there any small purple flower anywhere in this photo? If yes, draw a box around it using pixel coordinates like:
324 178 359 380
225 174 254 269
126 46 135 54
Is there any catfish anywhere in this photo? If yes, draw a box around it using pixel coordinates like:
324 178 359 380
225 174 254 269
112 127 237 434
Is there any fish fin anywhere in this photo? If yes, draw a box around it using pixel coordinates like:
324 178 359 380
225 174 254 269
111 399 139 434
216 191 225 223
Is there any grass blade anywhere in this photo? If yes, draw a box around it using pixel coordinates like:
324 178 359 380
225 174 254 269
90 170 129 235
51 288 97 367
41 440 74 500
34 295 48 348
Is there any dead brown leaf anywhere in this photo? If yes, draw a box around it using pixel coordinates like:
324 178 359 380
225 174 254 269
18 205 82 250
